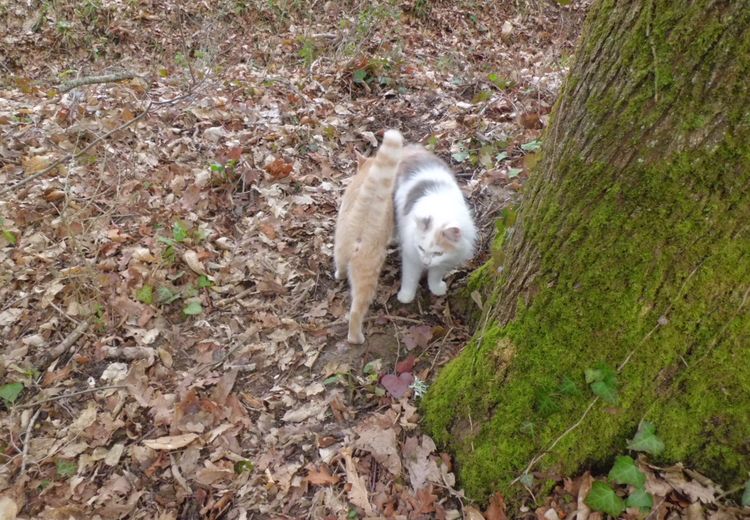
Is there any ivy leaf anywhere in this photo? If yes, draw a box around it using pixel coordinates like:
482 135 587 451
586 364 618 403
157 286 180 304
2 230 17 245
626 488 653 510
586 481 625 517
172 221 189 243
56 459 77 477
507 167 522 178
585 364 616 384
558 376 582 397
609 455 646 487
584 367 603 383
352 69 368 84
136 285 154 305
535 392 559 417
323 374 342 385
182 301 203 316
627 421 665 456
521 139 542 152
234 460 254 474
452 150 470 163
742 479 750 507
197 275 213 289
591 380 619 404
0 382 24 405
495 151 509 162
363 358 382 375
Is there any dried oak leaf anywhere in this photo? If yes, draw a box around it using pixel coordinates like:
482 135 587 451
485 492 508 520
342 447 374 515
403 325 434 351
265 158 293 179
411 484 438 514
0 496 18 519
402 435 442 490
143 433 199 450
395 355 416 375
354 415 402 476
306 464 339 486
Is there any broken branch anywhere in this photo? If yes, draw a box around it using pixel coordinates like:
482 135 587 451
59 71 139 93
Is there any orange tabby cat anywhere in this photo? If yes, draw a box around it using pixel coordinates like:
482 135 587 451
334 129 404 344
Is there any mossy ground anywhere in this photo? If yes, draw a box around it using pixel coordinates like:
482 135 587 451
424 0 750 507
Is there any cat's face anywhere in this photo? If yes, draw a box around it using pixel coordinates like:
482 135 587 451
413 216 461 267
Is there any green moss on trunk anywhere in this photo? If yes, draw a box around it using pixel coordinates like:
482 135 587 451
424 0 750 507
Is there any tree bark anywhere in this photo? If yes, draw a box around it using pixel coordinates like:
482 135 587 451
424 0 750 507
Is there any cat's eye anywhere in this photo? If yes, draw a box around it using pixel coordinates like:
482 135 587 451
434 252 444 257
418 246 425 253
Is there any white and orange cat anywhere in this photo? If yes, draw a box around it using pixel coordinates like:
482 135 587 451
394 145 477 303
334 129 404 344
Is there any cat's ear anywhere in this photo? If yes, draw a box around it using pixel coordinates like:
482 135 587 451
442 226 461 242
355 150 367 168
417 216 432 231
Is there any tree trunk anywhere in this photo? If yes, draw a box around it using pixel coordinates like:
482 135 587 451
424 0 750 507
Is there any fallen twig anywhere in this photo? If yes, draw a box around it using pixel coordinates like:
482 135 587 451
216 286 258 307
44 320 90 362
0 101 152 197
59 71 138 93
19 385 128 409
20 408 42 474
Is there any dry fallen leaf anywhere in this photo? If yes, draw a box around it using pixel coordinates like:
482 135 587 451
183 250 207 275
104 443 126 466
265 157 294 179
143 433 199 450
355 417 402 476
403 325 434 350
306 464 340 486
485 492 508 520
402 435 442 490
22 155 52 174
576 471 593 520
342 447 374 515
0 496 18 520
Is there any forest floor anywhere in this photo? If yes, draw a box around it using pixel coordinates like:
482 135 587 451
0 1 745 519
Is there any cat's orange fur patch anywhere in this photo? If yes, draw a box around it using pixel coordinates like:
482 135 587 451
333 130 403 344
435 229 460 252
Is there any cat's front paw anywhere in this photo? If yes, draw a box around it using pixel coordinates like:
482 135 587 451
397 289 416 303
429 281 447 296
334 269 344 280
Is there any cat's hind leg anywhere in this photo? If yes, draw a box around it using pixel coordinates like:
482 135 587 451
333 240 348 280
347 264 377 344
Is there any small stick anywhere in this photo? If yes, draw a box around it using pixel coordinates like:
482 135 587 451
0 101 152 197
44 320 90 361
59 71 138 93
19 385 128 409
215 287 257 307
20 408 42 474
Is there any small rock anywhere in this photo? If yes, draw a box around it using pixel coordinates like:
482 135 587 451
203 126 228 143
501 20 513 36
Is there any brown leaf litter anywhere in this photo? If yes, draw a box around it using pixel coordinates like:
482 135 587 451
3 2 743 520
